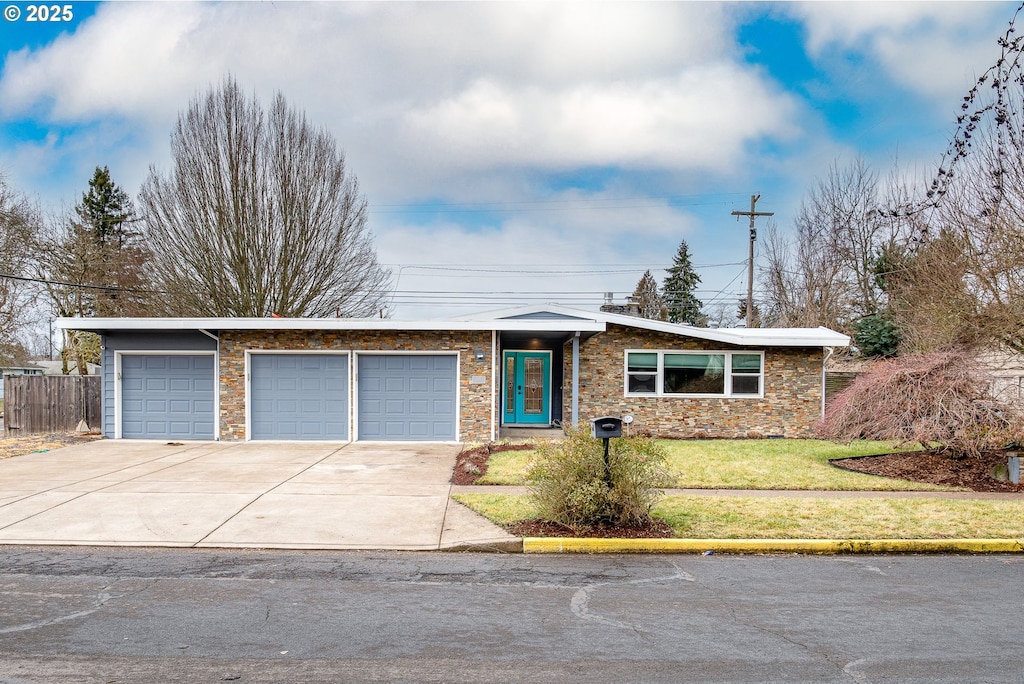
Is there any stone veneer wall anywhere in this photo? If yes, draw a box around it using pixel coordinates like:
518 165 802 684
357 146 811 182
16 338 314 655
563 324 824 438
218 330 494 441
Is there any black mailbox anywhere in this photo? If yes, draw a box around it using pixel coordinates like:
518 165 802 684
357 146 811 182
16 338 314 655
590 416 623 439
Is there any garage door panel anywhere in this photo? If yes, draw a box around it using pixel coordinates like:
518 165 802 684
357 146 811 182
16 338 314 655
357 354 457 441
250 354 349 440
121 354 216 439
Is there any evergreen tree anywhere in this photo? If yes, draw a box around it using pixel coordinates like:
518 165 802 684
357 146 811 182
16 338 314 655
77 166 136 248
631 270 665 320
662 239 706 326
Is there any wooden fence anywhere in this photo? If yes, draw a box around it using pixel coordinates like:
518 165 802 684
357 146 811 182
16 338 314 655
2 374 101 436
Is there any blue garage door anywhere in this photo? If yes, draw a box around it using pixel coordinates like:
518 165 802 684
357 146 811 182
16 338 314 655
121 355 215 439
357 355 457 441
250 354 349 440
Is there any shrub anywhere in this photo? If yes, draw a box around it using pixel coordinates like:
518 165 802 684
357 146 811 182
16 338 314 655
527 424 670 530
818 348 1024 458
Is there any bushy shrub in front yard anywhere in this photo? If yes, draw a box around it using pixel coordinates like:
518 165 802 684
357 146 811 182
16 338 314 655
527 424 670 530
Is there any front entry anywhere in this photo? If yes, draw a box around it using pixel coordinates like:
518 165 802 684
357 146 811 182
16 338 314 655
502 350 551 425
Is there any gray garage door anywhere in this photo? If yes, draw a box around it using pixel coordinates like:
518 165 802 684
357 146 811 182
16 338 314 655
121 354 215 439
357 354 457 441
250 354 349 440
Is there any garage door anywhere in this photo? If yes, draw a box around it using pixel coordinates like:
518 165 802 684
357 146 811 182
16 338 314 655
121 354 215 439
357 354 457 441
250 354 349 440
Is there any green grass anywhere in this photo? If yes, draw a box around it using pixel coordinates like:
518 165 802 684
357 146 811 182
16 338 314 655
476 448 537 485
660 439 944 491
479 439 947 491
453 493 1024 539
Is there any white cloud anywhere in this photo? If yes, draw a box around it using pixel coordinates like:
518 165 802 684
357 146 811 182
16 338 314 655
0 1 798 207
790 1 1014 100
401 63 799 172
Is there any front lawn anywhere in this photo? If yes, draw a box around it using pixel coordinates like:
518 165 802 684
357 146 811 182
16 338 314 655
660 439 942 490
479 439 947 491
453 492 1024 539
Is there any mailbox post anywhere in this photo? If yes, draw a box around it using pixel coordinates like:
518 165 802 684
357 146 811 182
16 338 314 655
590 417 623 486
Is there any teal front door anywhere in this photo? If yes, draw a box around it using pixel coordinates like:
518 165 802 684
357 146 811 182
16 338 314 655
503 351 551 425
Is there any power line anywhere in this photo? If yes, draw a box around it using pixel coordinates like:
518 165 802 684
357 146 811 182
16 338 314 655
0 272 166 295
368 192 750 215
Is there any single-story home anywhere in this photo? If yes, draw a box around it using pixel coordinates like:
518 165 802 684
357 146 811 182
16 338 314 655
56 305 849 442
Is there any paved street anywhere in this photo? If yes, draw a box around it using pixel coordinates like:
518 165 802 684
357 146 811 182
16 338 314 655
1 547 1022 683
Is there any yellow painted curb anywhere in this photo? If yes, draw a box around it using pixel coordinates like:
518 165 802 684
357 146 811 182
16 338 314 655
522 537 1024 554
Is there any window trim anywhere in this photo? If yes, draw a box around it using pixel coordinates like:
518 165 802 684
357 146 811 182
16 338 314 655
623 350 765 398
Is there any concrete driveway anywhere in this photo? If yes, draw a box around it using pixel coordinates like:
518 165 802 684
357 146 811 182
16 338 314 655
0 440 517 551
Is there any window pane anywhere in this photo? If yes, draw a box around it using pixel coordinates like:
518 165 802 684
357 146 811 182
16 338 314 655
665 353 723 370
731 375 760 395
627 352 657 372
732 354 761 372
628 373 657 393
663 354 725 394
665 367 724 394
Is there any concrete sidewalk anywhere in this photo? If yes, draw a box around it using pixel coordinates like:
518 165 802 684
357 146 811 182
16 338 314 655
0 440 518 551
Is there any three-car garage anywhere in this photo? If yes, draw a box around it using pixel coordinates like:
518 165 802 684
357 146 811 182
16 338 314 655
110 342 461 442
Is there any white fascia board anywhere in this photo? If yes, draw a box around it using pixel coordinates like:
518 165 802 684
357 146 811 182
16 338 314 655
594 310 850 347
55 317 605 333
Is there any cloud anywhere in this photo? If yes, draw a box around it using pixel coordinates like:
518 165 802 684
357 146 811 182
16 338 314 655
401 63 799 173
0 1 799 206
789 1 1015 100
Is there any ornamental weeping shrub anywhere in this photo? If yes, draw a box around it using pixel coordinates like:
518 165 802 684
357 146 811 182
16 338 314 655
818 348 1024 458
527 424 670 530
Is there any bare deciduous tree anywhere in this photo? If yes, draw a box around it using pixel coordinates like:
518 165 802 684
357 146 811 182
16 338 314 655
0 172 40 366
140 77 392 318
760 158 911 334
892 4 1024 354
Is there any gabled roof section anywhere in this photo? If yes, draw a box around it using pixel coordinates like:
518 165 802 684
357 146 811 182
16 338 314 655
444 304 599 322
453 304 850 347
56 304 850 347
590 308 850 347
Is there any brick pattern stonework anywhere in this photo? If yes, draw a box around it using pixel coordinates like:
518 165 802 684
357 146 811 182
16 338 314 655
563 324 824 438
218 330 494 442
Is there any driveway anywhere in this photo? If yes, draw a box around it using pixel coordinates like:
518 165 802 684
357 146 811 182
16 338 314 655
0 440 517 551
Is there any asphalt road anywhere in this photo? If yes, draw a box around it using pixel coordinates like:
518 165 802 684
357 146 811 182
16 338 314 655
1 547 1022 683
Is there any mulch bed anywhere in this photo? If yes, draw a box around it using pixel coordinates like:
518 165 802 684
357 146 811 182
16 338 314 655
507 517 675 539
832 449 1024 493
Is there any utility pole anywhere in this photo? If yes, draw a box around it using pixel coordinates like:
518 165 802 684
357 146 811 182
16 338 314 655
732 194 773 328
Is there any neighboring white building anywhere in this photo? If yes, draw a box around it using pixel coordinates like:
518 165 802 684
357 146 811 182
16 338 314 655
978 349 1024 404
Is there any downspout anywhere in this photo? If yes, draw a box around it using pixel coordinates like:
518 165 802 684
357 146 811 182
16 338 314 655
571 331 581 426
491 329 497 442
821 346 835 419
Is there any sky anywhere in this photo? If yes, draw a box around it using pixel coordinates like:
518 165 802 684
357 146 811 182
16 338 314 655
0 0 1020 322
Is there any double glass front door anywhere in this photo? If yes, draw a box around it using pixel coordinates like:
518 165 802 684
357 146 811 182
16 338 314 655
503 351 551 425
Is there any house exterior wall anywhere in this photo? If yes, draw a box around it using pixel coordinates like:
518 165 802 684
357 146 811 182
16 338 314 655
217 329 494 441
563 324 823 438
100 331 218 438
